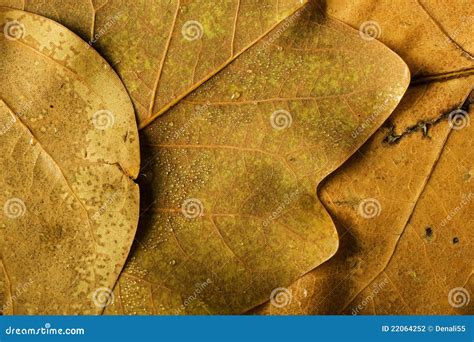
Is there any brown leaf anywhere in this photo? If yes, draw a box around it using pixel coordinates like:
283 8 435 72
0 8 140 314
254 78 473 315
103 3 410 315
253 0 473 315
343 91 473 315
1 0 309 127
324 0 474 76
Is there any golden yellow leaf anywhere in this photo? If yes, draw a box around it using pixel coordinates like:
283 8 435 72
0 0 309 127
103 3 410 315
0 8 140 314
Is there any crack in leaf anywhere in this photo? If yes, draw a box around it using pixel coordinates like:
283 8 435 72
383 89 473 144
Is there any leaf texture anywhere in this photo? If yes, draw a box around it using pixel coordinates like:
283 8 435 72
253 0 473 315
103 3 410 315
254 78 473 315
0 0 309 127
0 8 140 314
324 0 473 76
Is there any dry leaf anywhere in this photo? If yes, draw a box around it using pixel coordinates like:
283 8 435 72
255 78 473 315
342 89 473 315
324 0 473 76
0 8 140 314
1 0 309 127
254 0 473 315
102 3 410 315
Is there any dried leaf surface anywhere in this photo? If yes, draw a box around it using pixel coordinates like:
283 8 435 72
324 0 473 76
103 4 410 315
254 0 473 315
344 89 473 315
1 0 309 127
255 78 473 315
0 8 140 314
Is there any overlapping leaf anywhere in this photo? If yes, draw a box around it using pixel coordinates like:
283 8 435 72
1 0 309 127
255 79 473 315
101 3 410 314
0 8 140 314
254 0 473 315
2 1 439 315
324 0 473 76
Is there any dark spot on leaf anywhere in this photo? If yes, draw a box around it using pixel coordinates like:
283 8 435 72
425 227 433 238
453 237 459 244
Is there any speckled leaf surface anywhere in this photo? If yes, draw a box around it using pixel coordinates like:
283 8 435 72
0 8 140 314
102 3 410 315
1 0 309 127
254 0 473 315
254 79 473 315
342 89 473 315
